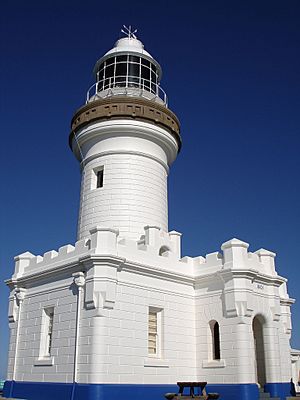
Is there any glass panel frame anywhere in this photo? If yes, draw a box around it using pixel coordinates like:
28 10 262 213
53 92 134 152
95 55 159 96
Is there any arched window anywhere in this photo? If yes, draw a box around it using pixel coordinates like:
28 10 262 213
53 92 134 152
209 321 221 360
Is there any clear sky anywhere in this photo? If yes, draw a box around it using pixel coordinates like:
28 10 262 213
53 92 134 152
1 0 299 380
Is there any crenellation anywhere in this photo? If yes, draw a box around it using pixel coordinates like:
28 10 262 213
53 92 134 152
247 251 259 262
193 255 206 265
58 244 75 256
16 239 91 277
205 251 223 267
180 256 194 266
42 250 58 265
255 248 277 276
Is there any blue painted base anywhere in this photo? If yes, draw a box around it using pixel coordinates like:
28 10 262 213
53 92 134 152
206 383 259 400
3 381 261 400
264 382 291 400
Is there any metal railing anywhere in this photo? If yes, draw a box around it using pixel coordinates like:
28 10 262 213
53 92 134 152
86 75 168 106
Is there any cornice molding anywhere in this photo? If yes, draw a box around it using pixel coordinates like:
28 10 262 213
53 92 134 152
70 96 181 151
280 297 295 306
216 268 286 286
5 253 287 291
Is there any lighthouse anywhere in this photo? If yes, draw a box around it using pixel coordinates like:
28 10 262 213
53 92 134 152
70 27 181 240
3 29 299 400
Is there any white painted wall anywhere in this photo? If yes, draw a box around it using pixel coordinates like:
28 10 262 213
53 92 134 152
6 229 297 387
77 153 168 241
7 279 77 383
72 120 179 241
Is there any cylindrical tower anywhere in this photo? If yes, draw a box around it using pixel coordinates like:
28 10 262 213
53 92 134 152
70 30 181 241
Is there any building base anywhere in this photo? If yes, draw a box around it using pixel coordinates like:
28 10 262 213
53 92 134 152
264 382 291 400
2 381 265 400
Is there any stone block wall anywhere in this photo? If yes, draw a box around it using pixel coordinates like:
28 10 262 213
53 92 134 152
5 227 297 390
77 153 168 241
7 277 77 383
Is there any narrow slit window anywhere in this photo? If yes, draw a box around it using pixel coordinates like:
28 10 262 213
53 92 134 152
39 307 54 358
148 307 162 357
96 169 104 188
148 311 157 355
46 309 54 356
212 321 221 360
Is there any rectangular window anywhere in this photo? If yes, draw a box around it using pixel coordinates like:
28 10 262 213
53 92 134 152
40 307 54 358
96 168 104 188
91 166 104 190
148 307 162 357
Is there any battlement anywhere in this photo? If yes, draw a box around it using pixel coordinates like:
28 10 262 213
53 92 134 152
11 227 280 282
12 238 91 279
179 238 279 279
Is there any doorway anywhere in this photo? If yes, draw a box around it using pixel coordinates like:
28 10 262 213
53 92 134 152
252 315 266 387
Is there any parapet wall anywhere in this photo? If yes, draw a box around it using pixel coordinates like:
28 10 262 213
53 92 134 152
10 226 283 283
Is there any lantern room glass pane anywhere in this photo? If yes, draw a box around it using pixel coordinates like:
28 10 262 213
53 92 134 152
151 71 157 84
116 55 127 63
115 62 127 78
105 57 115 66
105 64 114 79
128 76 139 88
141 58 150 67
98 69 104 82
141 66 150 80
151 63 157 73
128 62 139 78
103 78 110 89
129 55 140 63
141 66 150 90
98 63 105 73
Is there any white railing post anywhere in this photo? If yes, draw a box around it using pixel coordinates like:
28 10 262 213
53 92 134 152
85 78 167 106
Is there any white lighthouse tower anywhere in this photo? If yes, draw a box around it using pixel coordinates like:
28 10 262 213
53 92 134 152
4 29 299 400
70 27 180 240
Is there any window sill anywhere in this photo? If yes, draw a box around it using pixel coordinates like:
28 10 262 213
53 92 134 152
144 358 169 368
202 359 226 368
34 357 54 366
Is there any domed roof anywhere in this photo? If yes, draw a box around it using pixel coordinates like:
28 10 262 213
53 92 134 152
104 37 153 59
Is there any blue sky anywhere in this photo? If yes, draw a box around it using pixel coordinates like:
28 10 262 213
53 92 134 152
1 0 299 379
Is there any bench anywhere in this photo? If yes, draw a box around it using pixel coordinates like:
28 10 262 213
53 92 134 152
164 381 219 400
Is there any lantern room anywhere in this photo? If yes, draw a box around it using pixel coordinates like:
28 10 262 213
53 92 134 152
86 29 167 105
